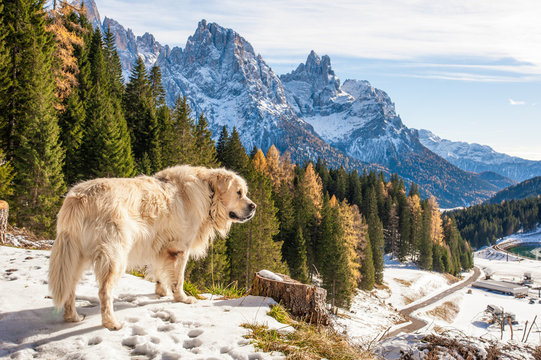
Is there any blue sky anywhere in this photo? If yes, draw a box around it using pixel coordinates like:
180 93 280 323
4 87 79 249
94 0 541 160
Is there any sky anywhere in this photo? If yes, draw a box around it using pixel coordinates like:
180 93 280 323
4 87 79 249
93 0 541 160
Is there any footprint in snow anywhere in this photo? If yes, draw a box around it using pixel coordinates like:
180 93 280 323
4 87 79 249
187 328 204 338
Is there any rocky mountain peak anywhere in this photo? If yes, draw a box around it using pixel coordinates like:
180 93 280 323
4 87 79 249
183 20 255 69
281 50 339 92
73 0 101 29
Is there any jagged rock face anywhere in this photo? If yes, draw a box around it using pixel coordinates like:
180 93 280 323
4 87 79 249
156 19 303 152
281 53 418 167
418 129 541 182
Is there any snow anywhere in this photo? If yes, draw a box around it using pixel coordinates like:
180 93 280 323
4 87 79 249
257 270 282 282
377 255 458 311
0 246 288 360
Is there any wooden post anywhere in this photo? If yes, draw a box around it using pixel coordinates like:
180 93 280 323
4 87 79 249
525 315 537 343
508 317 513 340
0 200 8 244
522 321 529 342
250 271 329 325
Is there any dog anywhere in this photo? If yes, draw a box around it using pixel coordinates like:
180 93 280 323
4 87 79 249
48 165 256 330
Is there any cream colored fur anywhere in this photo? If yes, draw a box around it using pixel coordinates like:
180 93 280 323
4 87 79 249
48 165 255 330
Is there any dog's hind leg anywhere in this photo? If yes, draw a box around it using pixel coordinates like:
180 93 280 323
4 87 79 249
94 245 127 331
63 260 87 322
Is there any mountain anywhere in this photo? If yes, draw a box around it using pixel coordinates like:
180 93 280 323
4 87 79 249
76 0 499 208
478 171 516 190
487 176 541 204
418 129 541 182
280 52 498 206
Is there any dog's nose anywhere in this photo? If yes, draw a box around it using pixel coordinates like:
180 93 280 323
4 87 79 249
249 203 256 210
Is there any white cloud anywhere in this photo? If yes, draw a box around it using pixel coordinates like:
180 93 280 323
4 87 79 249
93 0 541 81
509 98 526 106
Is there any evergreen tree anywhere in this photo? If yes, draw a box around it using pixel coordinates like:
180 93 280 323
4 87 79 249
185 236 229 290
216 125 228 161
419 200 433 270
367 188 385 284
228 163 285 288
220 127 249 174
194 113 219 167
124 56 161 173
359 229 375 290
318 195 355 307
0 2 11 150
82 28 135 178
0 149 15 199
59 88 85 184
2 0 66 235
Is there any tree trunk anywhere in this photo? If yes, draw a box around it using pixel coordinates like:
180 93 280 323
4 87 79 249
250 271 328 325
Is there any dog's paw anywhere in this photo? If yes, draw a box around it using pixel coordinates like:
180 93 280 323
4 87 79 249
103 320 124 331
174 294 197 304
64 313 85 323
155 282 168 297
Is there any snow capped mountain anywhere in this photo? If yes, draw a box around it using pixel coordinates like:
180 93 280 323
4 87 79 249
76 0 501 207
418 129 541 182
281 52 417 166
156 19 298 152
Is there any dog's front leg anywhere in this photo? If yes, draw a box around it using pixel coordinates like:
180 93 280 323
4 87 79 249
171 250 196 304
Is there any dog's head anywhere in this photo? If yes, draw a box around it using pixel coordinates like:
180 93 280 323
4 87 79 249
209 169 256 223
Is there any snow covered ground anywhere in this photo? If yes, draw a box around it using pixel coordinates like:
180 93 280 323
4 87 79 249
0 246 289 360
374 229 541 359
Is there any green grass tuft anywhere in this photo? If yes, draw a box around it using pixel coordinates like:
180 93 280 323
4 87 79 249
184 280 205 299
205 281 247 299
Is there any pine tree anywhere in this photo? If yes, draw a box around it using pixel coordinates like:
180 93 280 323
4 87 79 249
228 164 285 288
0 149 15 199
385 203 400 258
220 127 249 174
82 28 135 179
0 2 11 151
59 87 85 184
419 200 433 270
124 56 161 173
216 126 229 161
193 113 219 167
2 0 66 235
185 236 229 290
367 188 385 284
359 229 375 290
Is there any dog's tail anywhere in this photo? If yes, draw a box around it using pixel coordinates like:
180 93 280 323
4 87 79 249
48 196 86 309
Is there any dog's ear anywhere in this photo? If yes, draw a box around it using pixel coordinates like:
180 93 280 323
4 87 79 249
208 171 234 194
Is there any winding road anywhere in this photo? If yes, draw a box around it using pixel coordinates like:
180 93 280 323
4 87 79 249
385 266 481 338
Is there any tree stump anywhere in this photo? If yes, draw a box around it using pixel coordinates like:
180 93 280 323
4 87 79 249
0 200 8 244
250 271 328 325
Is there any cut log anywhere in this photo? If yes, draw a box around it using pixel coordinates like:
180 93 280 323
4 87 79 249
250 271 328 325
0 200 8 244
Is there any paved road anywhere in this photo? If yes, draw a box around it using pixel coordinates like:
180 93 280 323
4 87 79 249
384 266 481 338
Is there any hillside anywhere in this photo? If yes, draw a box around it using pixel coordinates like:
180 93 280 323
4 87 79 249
418 129 541 182
488 176 541 204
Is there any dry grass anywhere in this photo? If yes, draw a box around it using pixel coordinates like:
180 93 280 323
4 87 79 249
242 304 375 360
425 301 460 323
402 295 415 305
393 278 413 287
442 273 459 284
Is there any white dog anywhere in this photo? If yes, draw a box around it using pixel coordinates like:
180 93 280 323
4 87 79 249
48 165 256 330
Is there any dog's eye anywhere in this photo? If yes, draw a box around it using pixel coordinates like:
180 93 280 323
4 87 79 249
237 190 242 196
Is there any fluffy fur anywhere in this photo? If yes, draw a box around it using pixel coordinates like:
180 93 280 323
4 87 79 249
48 165 255 330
